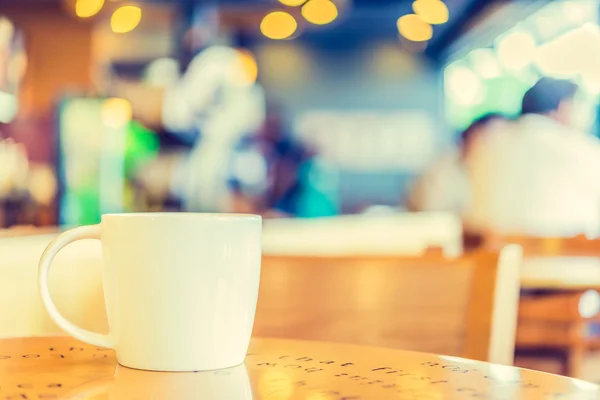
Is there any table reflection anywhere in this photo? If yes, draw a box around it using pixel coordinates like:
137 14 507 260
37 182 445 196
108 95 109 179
65 364 252 400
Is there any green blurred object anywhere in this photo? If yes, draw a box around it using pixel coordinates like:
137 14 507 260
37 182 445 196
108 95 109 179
59 97 159 226
124 120 159 177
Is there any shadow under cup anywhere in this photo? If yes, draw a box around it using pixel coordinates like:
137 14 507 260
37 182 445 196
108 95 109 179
40 213 262 372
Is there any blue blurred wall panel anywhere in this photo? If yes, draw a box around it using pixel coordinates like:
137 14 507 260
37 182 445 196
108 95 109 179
254 40 445 210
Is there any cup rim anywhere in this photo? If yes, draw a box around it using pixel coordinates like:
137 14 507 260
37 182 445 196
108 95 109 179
101 212 261 221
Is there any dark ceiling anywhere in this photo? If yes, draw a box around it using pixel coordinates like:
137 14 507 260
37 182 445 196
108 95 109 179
0 0 515 61
149 0 503 60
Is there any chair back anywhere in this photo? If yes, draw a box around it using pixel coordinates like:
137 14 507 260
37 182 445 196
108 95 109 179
255 245 522 364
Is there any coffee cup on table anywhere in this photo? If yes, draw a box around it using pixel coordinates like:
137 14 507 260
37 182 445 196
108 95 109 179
38 213 262 372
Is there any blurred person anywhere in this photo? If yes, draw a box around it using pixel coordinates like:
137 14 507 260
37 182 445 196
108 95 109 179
407 114 508 217
108 15 265 212
466 78 600 237
164 46 264 212
227 108 313 217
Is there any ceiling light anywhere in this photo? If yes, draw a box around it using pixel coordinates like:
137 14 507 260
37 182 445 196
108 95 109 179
397 14 433 42
111 5 142 34
75 0 104 18
279 0 307 6
260 11 298 40
302 0 338 25
412 0 449 25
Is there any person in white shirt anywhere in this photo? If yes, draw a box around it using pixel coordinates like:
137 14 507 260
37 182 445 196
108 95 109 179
406 114 508 217
466 78 600 237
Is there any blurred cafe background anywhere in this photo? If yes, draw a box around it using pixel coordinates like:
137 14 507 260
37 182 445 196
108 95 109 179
1 0 599 225
3 0 600 386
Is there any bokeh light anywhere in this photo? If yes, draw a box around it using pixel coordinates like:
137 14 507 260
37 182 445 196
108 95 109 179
445 0 600 133
468 48 502 79
301 0 338 25
412 0 449 25
578 290 600 318
445 63 484 106
397 14 433 42
260 11 298 40
102 98 132 128
110 5 142 34
279 0 307 6
75 0 104 18
235 50 259 86
535 24 600 77
496 30 536 70
0 92 17 124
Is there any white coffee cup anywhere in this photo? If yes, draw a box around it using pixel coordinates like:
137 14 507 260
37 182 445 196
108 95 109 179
38 213 262 372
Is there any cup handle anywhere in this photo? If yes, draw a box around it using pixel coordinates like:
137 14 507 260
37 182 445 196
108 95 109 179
38 225 113 349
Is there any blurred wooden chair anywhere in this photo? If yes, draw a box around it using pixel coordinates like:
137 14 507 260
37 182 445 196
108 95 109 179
517 291 600 379
484 234 600 378
254 245 522 365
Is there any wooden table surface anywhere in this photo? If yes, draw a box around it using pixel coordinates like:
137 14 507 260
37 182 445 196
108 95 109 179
0 337 597 399
520 257 600 290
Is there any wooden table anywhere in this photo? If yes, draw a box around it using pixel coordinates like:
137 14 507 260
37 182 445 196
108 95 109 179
520 257 600 290
0 337 597 399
